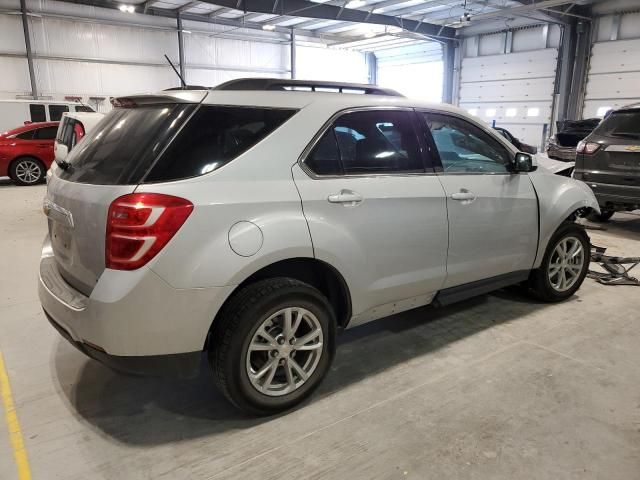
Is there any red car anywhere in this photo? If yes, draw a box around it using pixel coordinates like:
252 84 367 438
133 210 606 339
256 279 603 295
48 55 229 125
0 122 58 185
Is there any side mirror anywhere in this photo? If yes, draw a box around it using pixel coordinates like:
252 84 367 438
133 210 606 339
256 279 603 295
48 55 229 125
513 152 536 173
55 143 69 162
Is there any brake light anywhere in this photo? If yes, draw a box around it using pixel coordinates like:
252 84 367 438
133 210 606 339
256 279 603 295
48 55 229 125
577 141 600 154
106 193 193 270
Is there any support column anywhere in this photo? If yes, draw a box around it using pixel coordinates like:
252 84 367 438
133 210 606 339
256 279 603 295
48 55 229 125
177 12 186 84
566 20 591 120
20 0 38 99
442 40 456 104
365 52 377 85
290 28 296 79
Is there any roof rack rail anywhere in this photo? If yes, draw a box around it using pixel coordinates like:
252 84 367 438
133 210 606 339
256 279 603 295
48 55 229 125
213 78 403 96
163 86 208 91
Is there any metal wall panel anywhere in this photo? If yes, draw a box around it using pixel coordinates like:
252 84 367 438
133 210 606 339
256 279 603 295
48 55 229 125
459 48 558 149
0 58 32 96
583 37 640 118
0 15 26 53
478 33 504 56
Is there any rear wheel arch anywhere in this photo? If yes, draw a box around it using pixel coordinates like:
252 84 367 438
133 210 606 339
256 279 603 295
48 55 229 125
205 257 352 350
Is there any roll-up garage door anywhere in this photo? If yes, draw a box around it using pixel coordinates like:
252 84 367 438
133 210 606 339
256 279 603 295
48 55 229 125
583 38 640 118
376 42 444 102
459 46 558 150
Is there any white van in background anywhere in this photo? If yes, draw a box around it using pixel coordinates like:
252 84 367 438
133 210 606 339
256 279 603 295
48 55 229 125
54 111 104 163
0 99 95 133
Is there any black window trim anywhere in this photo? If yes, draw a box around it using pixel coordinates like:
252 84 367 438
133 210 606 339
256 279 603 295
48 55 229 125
299 106 436 180
415 108 519 176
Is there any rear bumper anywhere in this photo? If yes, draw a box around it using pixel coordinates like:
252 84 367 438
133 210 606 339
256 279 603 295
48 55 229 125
582 181 640 209
45 311 202 377
38 235 235 373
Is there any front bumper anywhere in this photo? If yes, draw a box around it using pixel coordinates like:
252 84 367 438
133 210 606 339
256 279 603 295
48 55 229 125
38 235 234 376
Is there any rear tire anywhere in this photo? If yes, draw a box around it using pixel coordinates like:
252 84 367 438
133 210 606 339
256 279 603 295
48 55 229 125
210 278 336 415
528 222 590 302
588 209 615 222
10 157 45 186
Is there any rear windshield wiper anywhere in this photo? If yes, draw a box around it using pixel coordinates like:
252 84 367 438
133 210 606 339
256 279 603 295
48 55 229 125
56 159 72 171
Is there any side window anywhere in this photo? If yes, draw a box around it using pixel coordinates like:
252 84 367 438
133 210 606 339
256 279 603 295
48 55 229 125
29 104 46 122
305 110 423 176
34 126 58 140
306 130 343 176
424 113 511 174
16 130 35 140
48 105 70 121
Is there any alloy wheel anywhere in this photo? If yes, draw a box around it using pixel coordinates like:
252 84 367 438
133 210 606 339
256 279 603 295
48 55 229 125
15 160 42 184
246 307 324 397
548 236 585 292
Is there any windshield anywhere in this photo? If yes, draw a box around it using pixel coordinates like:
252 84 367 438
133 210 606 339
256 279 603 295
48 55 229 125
57 104 196 185
594 111 640 139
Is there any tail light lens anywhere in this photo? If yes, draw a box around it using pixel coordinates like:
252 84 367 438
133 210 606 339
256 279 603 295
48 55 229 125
577 141 601 154
106 193 193 270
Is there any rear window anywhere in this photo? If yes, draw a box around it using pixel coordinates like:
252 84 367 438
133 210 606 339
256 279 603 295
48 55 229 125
75 105 95 113
594 111 640 139
57 104 296 185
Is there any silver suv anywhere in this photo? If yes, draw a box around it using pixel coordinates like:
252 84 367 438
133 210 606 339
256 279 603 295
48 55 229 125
39 79 599 414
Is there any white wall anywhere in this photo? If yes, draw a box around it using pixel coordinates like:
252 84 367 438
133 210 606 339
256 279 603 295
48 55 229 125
583 12 640 118
295 45 368 84
0 0 368 111
376 42 443 102
459 25 561 149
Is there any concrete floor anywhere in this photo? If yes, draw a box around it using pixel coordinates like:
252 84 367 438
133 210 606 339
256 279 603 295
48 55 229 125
0 178 639 480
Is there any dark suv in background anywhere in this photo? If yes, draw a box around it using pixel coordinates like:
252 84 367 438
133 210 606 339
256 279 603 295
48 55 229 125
574 104 640 221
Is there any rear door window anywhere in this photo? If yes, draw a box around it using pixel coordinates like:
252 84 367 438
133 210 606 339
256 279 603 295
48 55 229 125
304 110 424 176
48 105 70 121
34 126 58 140
29 104 46 122
144 106 297 182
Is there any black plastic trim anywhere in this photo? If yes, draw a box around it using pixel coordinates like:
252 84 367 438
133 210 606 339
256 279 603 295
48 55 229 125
433 271 530 307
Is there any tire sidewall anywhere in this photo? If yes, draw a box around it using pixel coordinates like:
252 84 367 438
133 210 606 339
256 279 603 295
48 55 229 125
540 224 590 300
222 286 335 414
10 157 45 186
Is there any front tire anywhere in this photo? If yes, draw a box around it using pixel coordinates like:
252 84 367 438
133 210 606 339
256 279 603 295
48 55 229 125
10 157 45 186
210 278 336 415
528 222 590 302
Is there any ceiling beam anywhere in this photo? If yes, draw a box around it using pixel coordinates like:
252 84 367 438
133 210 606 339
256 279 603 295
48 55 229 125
197 0 456 39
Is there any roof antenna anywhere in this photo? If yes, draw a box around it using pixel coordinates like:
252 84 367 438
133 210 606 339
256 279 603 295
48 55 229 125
164 54 186 88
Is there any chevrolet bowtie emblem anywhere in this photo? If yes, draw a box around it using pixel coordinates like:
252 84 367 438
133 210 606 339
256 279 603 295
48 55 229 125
625 145 640 152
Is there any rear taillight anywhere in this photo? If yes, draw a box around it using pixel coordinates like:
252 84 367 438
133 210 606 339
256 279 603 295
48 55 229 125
577 141 601 154
106 193 193 270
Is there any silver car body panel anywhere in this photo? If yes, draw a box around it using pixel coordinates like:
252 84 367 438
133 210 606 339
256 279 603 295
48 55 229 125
38 90 600 357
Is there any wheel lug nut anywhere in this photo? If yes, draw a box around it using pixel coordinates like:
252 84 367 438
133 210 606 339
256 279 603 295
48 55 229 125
271 350 278 357
289 338 296 345
279 359 285 365
277 337 285 345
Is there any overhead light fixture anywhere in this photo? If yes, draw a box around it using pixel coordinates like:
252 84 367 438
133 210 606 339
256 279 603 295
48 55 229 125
363 31 376 38
345 0 366 9
181 29 192 34
373 7 384 13
118 4 135 13
262 24 276 31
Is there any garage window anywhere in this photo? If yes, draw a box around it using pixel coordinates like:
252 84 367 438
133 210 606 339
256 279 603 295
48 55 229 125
305 110 424 176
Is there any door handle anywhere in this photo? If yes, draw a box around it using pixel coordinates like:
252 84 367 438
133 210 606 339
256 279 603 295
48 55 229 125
450 190 476 202
327 190 363 206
